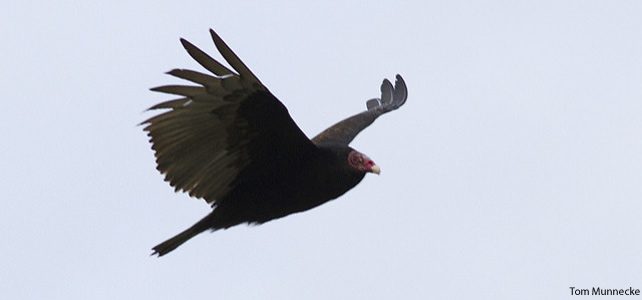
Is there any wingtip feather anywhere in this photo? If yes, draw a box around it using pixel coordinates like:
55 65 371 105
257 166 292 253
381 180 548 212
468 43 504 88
393 74 408 105
366 98 380 110
179 35 234 76
208 29 261 85
179 38 193 51
380 79 394 105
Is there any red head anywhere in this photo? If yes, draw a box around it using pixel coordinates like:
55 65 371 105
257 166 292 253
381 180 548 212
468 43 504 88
348 150 380 175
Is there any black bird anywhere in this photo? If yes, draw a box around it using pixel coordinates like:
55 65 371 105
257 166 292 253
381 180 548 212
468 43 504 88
144 29 407 256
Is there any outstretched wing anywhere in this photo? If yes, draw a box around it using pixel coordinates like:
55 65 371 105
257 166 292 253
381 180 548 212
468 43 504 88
312 75 407 145
142 29 317 205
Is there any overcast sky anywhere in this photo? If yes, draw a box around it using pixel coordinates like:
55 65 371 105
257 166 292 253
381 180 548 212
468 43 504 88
2 1 642 299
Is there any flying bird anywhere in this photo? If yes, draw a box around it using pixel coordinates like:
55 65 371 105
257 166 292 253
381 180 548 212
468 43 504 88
144 29 407 256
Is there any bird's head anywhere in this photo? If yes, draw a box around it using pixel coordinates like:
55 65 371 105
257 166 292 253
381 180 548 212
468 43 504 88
348 150 380 175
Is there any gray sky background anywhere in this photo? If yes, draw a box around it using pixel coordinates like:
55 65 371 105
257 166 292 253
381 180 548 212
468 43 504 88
2 1 641 299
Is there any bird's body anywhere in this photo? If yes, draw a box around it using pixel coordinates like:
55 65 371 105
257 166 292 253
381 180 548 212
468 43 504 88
215 144 366 226
144 29 407 256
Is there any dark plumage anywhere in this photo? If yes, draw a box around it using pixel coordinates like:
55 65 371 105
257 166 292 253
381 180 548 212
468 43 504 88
144 29 408 256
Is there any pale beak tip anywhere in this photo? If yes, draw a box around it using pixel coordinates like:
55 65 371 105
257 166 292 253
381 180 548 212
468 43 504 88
370 165 381 175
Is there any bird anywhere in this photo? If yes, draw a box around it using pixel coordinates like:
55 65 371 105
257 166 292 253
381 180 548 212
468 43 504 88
143 29 407 256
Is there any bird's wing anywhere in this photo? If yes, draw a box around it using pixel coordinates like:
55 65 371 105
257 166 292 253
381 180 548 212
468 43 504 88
142 29 317 205
312 75 407 145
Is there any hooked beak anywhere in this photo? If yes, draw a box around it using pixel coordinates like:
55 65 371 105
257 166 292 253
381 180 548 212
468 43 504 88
370 164 381 175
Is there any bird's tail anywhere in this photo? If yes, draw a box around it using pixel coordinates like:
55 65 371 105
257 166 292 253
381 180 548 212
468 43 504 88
151 213 217 257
